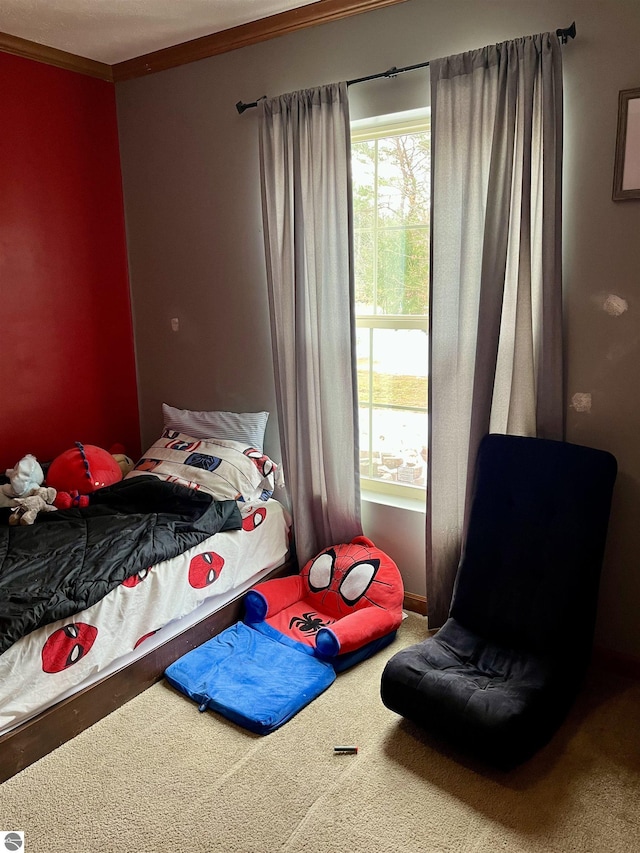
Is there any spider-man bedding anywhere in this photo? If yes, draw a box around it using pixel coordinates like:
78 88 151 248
0 477 240 655
0 490 290 735
0 426 293 775
165 537 404 732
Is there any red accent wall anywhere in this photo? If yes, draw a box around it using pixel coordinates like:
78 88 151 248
0 53 140 470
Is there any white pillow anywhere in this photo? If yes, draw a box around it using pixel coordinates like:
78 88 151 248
162 404 268 452
127 431 277 502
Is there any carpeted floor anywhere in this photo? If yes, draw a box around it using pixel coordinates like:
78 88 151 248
1 613 640 852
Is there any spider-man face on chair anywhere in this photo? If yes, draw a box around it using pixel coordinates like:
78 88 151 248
303 541 386 615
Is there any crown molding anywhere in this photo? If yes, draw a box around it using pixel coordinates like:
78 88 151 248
111 0 407 82
0 30 113 81
1 0 405 83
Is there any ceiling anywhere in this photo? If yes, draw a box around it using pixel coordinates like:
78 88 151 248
0 0 322 65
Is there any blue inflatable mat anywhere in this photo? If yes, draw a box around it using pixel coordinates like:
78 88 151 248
164 621 336 734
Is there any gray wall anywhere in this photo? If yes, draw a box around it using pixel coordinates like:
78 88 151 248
116 0 640 656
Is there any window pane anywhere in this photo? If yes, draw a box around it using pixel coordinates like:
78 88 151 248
354 229 375 308
356 325 372 406
357 327 429 409
358 327 428 486
358 407 427 486
377 134 430 227
377 228 429 315
370 328 428 410
352 139 376 229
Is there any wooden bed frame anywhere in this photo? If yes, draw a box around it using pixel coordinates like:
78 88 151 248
0 557 294 785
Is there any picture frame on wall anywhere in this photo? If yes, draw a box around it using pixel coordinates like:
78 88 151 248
612 87 640 200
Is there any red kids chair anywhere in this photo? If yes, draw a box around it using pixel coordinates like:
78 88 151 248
244 536 404 671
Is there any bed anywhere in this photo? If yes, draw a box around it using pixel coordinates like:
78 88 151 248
0 411 293 784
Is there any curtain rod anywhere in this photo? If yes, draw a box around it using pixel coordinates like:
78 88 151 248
235 22 576 114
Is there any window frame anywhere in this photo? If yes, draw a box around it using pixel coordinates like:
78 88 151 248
351 110 431 503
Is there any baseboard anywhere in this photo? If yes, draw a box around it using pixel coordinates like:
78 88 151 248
403 592 427 616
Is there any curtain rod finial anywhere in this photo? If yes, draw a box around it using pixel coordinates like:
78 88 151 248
557 21 576 44
236 96 267 115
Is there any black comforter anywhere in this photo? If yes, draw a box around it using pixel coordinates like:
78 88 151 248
0 476 242 655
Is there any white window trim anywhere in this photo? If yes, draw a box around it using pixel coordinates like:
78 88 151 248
351 107 431 140
361 484 427 513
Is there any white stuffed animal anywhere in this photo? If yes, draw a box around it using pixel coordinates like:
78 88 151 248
2 454 45 508
4 454 44 498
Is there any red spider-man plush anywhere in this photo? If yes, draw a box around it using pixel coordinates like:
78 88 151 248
244 536 404 669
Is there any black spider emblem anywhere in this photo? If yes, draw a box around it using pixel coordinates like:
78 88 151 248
289 611 332 634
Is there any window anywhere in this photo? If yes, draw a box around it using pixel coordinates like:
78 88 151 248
352 110 430 500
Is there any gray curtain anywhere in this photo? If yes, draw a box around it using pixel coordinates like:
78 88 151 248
427 33 565 628
259 82 363 568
